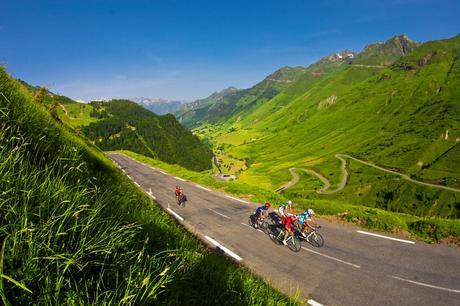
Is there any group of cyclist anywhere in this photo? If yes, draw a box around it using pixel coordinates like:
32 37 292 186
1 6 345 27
254 200 318 245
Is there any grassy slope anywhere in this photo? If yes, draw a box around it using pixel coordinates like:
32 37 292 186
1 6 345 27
55 98 213 172
195 35 460 219
0 67 295 305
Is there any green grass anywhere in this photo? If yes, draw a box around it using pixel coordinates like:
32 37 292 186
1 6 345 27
0 66 297 305
195 35 460 220
119 150 460 243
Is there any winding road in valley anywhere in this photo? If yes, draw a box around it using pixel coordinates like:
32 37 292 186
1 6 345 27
108 153 460 306
275 154 460 194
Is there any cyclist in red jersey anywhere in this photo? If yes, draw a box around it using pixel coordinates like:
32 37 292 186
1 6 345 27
175 186 182 204
282 214 297 245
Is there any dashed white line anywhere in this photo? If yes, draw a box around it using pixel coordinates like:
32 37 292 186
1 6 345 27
205 236 243 261
159 171 167 175
150 166 156 170
391 275 460 293
195 184 211 191
166 208 184 221
134 182 140 187
357 230 415 244
208 208 231 219
122 169 126 173
225 195 249 204
127 175 132 180
301 247 361 269
175 176 186 182
308 299 324 306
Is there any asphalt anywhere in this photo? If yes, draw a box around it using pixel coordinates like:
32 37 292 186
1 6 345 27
108 153 460 306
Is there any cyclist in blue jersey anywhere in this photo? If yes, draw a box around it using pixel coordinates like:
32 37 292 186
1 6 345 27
297 209 317 237
254 202 271 228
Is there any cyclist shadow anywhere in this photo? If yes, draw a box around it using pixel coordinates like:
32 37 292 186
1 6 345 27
267 211 283 236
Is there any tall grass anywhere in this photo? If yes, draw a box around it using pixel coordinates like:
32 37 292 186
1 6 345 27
0 66 296 304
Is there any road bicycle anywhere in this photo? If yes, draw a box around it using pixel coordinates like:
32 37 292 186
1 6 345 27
248 213 270 234
298 226 324 247
270 226 302 252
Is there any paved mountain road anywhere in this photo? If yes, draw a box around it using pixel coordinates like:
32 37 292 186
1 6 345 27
108 153 460 306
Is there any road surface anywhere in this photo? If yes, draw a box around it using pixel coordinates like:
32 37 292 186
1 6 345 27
108 153 460 306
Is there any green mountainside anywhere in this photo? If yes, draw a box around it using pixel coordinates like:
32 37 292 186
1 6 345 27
175 66 307 127
194 34 460 219
15 83 213 171
81 100 213 172
0 66 292 304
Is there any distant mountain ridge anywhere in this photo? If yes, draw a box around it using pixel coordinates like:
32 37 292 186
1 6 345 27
132 97 186 115
175 66 307 127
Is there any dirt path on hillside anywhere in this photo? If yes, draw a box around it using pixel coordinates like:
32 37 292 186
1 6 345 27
58 103 69 116
276 154 460 194
351 64 387 68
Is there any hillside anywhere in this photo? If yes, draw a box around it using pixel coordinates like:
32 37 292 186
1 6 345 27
175 66 307 127
195 34 460 219
0 66 293 304
51 97 213 172
83 100 213 172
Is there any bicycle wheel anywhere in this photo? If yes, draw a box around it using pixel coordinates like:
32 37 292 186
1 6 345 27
248 214 256 228
270 230 283 245
261 220 271 234
287 235 302 252
309 232 324 247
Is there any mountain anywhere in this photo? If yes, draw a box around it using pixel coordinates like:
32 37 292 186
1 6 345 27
197 34 460 218
132 97 185 115
25 88 214 171
352 34 420 66
175 66 308 127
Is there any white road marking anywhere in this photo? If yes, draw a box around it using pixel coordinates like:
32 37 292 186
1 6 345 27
166 208 184 222
122 169 125 173
175 176 186 182
391 275 460 294
159 171 167 175
195 184 211 191
146 188 156 200
205 236 243 261
150 166 156 170
225 195 249 204
134 182 140 187
357 230 415 244
301 247 361 269
308 299 324 306
208 208 231 219
127 175 132 180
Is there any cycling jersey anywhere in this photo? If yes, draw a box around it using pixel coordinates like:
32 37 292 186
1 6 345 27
256 205 268 214
285 215 296 231
297 211 312 225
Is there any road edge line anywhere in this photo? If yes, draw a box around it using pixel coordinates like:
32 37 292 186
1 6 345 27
205 236 243 261
357 230 415 244
301 247 360 269
391 275 460 293
166 208 184 222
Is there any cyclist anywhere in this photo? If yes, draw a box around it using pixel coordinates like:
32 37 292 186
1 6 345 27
277 200 293 219
175 185 183 204
282 214 297 245
297 209 318 237
254 202 271 228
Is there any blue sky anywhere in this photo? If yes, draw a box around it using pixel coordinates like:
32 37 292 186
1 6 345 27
1 0 459 101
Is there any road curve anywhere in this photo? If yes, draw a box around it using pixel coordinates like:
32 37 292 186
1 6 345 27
276 154 460 194
108 153 460 306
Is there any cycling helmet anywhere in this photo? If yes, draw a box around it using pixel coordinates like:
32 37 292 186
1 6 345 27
287 200 292 206
307 209 315 215
265 202 271 208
